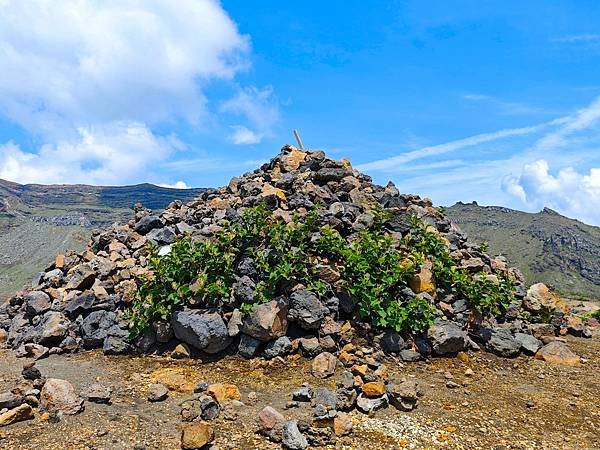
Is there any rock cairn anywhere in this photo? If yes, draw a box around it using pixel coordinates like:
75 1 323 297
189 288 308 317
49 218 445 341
0 146 592 362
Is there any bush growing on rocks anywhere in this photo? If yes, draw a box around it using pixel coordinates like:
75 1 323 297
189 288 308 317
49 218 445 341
129 201 517 337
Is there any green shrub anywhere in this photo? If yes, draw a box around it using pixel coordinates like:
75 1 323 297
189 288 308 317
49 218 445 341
128 205 516 337
402 217 515 317
317 221 434 332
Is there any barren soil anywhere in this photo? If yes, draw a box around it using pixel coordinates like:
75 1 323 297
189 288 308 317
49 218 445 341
0 334 598 450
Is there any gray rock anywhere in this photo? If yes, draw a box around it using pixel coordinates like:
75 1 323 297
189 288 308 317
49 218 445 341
484 328 521 358
356 393 388 413
199 394 220 421
514 332 542 355
380 330 404 353
84 383 112 404
428 322 467 355
134 329 156 353
0 392 23 410
147 383 168 402
24 291 51 317
227 309 243 337
282 420 308 450
263 336 292 359
170 310 232 354
65 264 96 291
238 333 261 358
151 320 173 343
288 290 328 330
102 335 132 355
81 310 117 348
31 272 45 288
336 387 357 411
232 276 256 304
311 387 337 410
64 291 97 318
134 215 162 235
292 385 313 402
387 380 422 411
43 269 64 287
299 337 321 357
241 298 288 342
147 226 176 245
400 349 422 362
35 311 69 346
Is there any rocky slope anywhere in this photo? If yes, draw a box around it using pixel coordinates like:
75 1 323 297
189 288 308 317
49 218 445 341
447 202 600 300
0 179 205 299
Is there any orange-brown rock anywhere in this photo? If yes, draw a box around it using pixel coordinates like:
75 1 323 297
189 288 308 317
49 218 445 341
55 254 65 269
409 265 436 297
361 381 386 397
351 364 368 378
338 351 355 366
281 147 307 172
181 421 214 449
0 404 34 427
523 283 570 315
207 383 241 403
333 412 354 436
311 352 337 379
150 368 195 394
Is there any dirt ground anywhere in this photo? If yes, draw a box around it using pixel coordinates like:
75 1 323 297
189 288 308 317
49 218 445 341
0 333 598 450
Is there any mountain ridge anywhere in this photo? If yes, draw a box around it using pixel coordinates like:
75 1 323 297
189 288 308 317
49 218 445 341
447 201 600 300
0 178 206 298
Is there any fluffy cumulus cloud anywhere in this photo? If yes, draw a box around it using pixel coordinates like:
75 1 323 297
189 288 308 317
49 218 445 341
0 0 273 185
502 160 600 225
0 122 185 185
0 0 248 132
221 86 279 145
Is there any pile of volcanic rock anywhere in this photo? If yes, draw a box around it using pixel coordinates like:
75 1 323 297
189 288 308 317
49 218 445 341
258 368 421 449
0 145 594 365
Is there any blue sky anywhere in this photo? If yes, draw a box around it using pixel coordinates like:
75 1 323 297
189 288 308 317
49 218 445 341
0 1 600 225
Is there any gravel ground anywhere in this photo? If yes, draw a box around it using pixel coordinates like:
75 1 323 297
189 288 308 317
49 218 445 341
0 333 598 450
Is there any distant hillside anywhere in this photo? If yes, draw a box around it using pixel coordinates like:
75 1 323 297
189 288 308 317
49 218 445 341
447 202 600 300
0 179 205 298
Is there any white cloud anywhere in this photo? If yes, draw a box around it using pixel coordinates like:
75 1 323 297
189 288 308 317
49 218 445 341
0 0 279 185
228 125 263 145
158 181 190 189
502 160 600 225
0 0 249 135
0 122 182 185
357 120 560 172
552 34 600 44
462 93 543 115
221 86 279 145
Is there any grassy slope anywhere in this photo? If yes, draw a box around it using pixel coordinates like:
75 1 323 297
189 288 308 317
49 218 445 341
447 202 600 300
